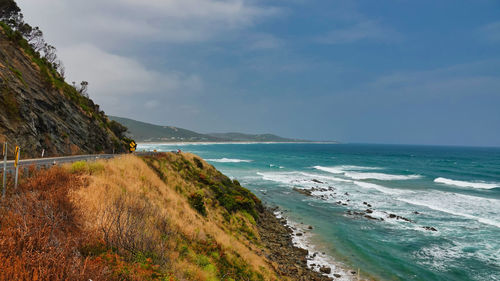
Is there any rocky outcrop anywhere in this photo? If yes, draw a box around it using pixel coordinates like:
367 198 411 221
257 207 333 281
0 26 127 158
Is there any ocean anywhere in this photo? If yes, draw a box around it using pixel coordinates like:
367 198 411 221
138 143 500 281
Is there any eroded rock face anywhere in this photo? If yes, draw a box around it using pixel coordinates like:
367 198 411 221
0 29 126 158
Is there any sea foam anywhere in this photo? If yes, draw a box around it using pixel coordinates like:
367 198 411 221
314 165 421 181
206 158 252 163
434 177 499 189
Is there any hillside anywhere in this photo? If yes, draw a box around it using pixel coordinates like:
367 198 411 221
0 12 130 157
208 132 304 142
110 116 308 143
0 153 332 281
109 116 222 142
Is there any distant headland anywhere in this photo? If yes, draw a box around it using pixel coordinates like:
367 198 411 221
110 116 338 144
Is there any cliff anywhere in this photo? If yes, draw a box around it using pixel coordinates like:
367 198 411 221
0 24 129 158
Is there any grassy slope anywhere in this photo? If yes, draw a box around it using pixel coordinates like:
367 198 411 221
0 153 287 281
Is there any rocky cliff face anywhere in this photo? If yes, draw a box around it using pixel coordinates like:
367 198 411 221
0 26 127 158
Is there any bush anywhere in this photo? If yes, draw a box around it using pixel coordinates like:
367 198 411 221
188 191 207 216
0 167 113 280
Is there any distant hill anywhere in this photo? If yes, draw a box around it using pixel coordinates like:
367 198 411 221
109 116 221 142
207 132 304 142
109 116 309 143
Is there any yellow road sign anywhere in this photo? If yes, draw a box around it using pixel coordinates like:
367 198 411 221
14 146 20 167
2 143 5 156
129 141 137 152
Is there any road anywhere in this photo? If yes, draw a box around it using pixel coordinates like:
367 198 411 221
2 152 155 174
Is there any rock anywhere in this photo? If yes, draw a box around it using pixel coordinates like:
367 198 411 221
296 233 303 236
344 192 349 196
320 266 331 274
389 214 397 218
293 188 312 196
413 211 420 215
423 226 437 231
308 225 314 230
364 215 379 220
350 271 356 274
0 32 128 157
366 209 373 214
333 273 341 278
312 179 324 184
363 202 368 205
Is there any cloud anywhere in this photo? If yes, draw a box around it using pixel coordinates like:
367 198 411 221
316 20 400 44
17 0 281 45
58 44 203 99
480 21 500 42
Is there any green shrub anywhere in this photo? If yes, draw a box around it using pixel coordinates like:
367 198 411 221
188 191 207 216
193 157 203 169
71 161 87 173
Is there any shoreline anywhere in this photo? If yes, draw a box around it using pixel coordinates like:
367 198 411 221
138 141 339 146
258 206 358 281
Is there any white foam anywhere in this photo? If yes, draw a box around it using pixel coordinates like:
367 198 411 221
206 158 252 163
353 181 406 195
314 165 380 174
345 172 422 181
398 192 500 229
434 177 499 190
314 166 420 181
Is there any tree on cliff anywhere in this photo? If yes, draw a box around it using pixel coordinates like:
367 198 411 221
0 0 21 24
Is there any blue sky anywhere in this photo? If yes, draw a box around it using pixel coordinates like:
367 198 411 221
18 0 500 146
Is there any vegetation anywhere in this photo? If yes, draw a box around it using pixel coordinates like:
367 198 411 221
0 154 281 280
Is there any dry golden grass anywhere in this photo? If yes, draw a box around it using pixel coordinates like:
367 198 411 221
69 154 279 281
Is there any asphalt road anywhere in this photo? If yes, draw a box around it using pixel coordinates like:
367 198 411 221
1 152 155 174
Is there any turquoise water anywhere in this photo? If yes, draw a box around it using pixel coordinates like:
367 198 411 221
139 143 500 281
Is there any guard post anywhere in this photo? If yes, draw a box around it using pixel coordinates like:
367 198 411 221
14 146 20 189
2 142 6 197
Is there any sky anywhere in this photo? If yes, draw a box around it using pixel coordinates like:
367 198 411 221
16 0 500 146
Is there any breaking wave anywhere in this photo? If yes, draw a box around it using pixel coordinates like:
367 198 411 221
434 177 499 190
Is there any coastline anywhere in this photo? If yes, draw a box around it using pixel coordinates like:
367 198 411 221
138 141 339 146
258 206 358 281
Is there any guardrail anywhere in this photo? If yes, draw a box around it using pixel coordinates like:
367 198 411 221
1 141 156 198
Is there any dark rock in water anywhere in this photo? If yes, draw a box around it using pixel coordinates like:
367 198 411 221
397 216 412 222
296 232 303 236
334 273 342 278
363 202 368 205
344 192 349 196
336 201 342 204
312 179 324 184
366 209 373 214
365 215 383 221
293 188 312 196
320 266 331 274
367 203 372 207
342 203 348 206
389 213 397 218
413 211 420 215
423 226 437 231
350 271 357 274
308 225 314 230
